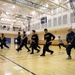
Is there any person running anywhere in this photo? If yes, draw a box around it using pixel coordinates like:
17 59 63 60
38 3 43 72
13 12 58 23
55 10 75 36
66 28 75 59
29 34 41 49
16 31 30 52
16 32 21 48
40 29 55 56
30 30 40 54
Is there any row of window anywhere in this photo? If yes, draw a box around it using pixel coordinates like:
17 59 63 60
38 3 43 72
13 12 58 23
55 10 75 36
31 12 75 30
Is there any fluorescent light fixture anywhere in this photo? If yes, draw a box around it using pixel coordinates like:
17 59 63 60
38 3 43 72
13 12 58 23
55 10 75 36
13 5 15 8
6 12 9 15
31 11 36 15
1 18 5 21
45 4 49 7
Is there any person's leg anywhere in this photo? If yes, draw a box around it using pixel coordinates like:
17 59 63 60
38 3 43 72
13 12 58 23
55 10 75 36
30 42 35 54
34 47 40 53
66 45 73 59
29 43 32 48
46 43 54 54
62 43 66 48
58 43 61 49
33 43 40 53
30 47 34 54
1 43 3 49
16 43 24 51
37 43 41 49
16 43 20 49
37 45 41 48
40 44 47 56
24 44 30 52
3 43 9 48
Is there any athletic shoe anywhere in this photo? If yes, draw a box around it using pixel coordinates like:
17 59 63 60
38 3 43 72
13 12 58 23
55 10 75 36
66 56 72 60
51 51 54 54
27 50 30 52
37 50 40 53
30 52 34 54
40 54 45 56
16 49 19 52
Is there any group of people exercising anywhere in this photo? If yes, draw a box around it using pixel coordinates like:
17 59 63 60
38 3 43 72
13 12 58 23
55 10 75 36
0 28 75 60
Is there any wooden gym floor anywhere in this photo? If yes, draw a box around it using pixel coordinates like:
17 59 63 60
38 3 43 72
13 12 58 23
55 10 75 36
0 44 75 75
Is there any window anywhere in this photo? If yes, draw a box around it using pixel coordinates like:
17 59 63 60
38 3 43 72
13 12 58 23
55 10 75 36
70 13 75 23
58 16 62 25
53 9 57 15
53 17 57 26
63 14 67 24
48 19 52 27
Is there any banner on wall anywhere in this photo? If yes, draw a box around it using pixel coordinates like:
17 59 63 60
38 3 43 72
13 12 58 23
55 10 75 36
6 38 11 44
41 16 47 24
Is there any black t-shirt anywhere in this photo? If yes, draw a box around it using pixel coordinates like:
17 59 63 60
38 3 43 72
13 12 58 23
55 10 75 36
44 33 55 43
17 35 21 43
22 35 28 44
66 31 75 45
1 36 6 43
31 34 38 43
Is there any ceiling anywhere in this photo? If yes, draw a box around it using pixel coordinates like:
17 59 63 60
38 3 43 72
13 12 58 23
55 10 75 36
0 0 70 24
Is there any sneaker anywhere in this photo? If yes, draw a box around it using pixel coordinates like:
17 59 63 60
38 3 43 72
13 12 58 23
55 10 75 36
16 48 22 50
30 52 34 54
16 49 19 52
66 56 72 60
37 50 40 53
40 54 45 56
51 51 54 54
27 50 30 52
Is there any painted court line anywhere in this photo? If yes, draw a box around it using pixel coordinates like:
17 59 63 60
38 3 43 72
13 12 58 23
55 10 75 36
0 54 36 75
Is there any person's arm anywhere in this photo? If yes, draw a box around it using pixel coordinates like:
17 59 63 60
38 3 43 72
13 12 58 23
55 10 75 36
66 35 71 45
50 33 55 42
66 35 69 44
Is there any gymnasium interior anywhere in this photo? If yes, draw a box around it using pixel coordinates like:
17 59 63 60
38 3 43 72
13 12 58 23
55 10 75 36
0 0 75 75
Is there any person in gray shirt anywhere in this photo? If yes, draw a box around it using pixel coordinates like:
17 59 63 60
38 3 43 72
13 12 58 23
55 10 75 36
58 36 66 49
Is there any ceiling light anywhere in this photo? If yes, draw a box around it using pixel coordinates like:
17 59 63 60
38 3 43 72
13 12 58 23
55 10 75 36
13 5 15 8
1 18 4 21
6 12 9 15
45 4 49 7
31 11 36 15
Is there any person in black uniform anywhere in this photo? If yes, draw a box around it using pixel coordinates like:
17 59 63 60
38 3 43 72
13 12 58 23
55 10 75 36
40 29 55 56
17 32 21 48
29 34 40 49
30 30 40 54
1 34 9 49
66 28 75 59
16 31 30 52
36 34 41 49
